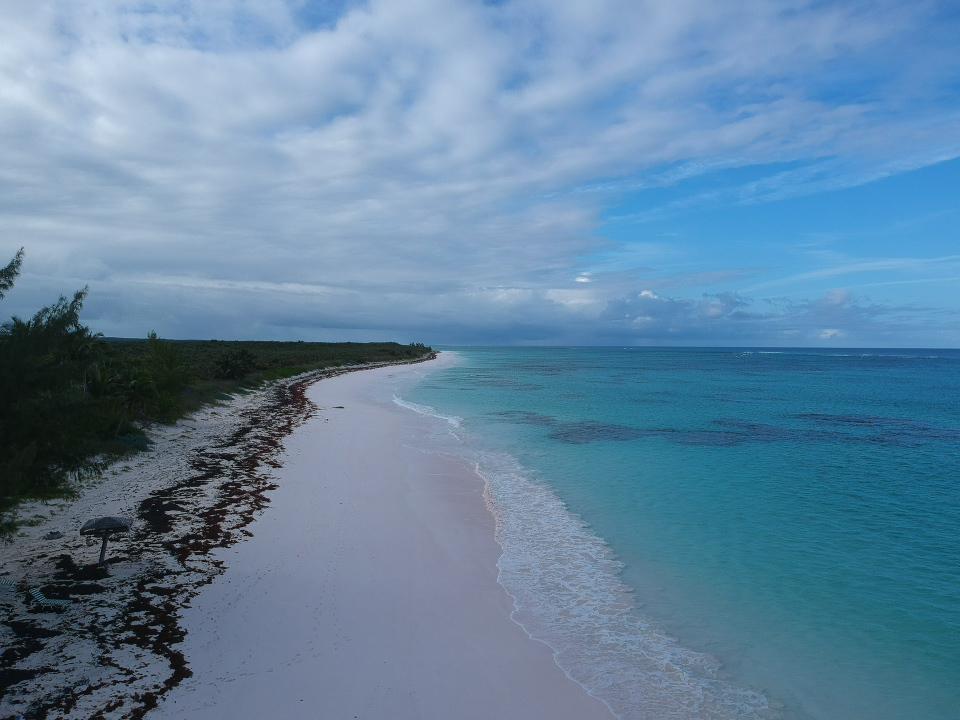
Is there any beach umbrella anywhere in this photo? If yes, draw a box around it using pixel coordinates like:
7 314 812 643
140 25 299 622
79 516 133 566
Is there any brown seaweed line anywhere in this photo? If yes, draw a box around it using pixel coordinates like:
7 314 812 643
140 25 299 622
2 356 435 719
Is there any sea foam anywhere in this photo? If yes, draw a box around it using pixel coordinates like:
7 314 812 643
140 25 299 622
391 394 462 428
395 390 777 720
474 449 778 720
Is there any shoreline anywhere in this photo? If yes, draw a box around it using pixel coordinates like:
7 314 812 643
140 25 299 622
151 358 613 719
391 352 779 720
0 356 436 719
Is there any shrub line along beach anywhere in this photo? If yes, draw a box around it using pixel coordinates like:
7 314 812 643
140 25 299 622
0 244 434 538
0 355 444 718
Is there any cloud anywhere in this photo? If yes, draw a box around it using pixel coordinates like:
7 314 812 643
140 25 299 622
0 1 958 345
590 288 953 347
745 255 960 293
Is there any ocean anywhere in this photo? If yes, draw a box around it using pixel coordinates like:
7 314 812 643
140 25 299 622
395 347 960 720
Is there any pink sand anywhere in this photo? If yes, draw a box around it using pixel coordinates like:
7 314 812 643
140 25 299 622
152 360 613 719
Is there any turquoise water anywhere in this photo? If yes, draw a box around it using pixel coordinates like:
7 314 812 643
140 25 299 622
404 348 960 720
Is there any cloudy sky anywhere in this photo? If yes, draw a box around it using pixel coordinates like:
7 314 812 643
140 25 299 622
1 0 958 346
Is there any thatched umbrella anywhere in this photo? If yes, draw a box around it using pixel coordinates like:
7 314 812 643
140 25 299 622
80 516 133 566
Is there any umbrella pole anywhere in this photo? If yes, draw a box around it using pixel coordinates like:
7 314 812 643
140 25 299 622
98 536 109 566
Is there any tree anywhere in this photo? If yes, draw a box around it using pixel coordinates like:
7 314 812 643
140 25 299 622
143 331 189 419
214 347 257 379
0 250 112 535
0 247 23 300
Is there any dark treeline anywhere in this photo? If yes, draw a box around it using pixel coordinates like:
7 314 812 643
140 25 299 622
0 248 433 536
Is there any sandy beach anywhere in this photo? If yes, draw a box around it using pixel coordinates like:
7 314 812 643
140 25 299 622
2 369 311 718
150 359 612 719
1 356 612 718
148 360 611 720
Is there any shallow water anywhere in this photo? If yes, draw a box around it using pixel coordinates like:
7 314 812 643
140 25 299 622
402 347 960 720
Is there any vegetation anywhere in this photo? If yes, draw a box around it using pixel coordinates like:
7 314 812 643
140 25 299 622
0 248 433 536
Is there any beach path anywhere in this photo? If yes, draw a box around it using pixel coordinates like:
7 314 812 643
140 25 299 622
151 362 613 720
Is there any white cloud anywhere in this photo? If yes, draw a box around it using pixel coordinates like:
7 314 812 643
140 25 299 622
0 0 957 345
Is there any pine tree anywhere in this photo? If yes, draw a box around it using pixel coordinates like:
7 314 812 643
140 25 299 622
0 247 23 300
0 249 109 536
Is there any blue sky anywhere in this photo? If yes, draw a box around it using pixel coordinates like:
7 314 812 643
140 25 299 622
0 0 958 346
597 158 960 303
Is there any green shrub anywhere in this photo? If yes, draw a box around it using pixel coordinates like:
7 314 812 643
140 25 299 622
0 247 433 537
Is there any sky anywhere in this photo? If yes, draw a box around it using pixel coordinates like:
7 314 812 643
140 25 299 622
0 0 958 347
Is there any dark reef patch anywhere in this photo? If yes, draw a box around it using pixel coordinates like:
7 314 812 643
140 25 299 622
791 413 960 446
549 421 653 444
648 423 791 447
547 418 809 447
488 408 924 448
503 361 575 375
490 410 558 427
468 376 543 391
